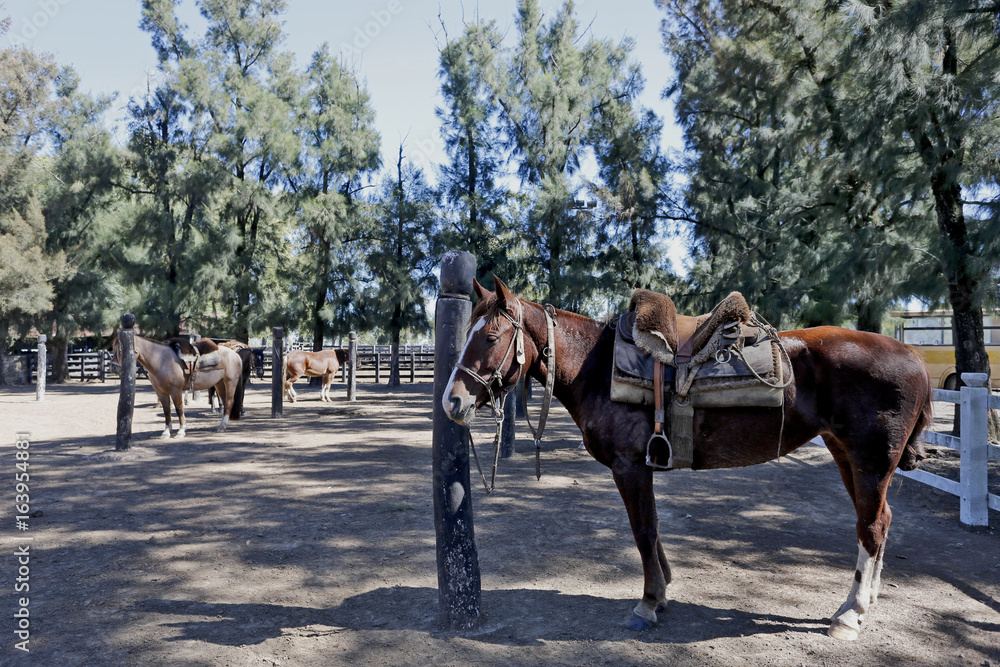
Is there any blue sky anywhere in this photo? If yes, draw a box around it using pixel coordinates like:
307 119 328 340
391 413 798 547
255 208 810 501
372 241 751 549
2 0 683 178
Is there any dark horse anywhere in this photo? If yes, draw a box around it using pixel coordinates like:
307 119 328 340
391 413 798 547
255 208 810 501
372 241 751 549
443 277 932 641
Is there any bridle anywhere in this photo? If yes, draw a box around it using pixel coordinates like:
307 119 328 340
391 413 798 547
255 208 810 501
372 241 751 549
453 299 556 493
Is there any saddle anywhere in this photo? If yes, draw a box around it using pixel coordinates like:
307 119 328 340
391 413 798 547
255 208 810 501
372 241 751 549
167 337 221 389
611 290 787 470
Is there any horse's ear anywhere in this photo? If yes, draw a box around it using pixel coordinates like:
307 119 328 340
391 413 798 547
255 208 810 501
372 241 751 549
493 275 515 309
472 277 489 301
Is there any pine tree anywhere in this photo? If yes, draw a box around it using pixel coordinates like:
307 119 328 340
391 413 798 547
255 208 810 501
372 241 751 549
0 29 68 382
140 0 299 341
435 20 520 285
288 44 380 351
363 146 437 387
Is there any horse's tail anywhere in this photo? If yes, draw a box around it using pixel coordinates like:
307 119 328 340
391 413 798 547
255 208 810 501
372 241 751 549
229 349 251 421
898 379 933 472
229 359 246 421
281 353 289 403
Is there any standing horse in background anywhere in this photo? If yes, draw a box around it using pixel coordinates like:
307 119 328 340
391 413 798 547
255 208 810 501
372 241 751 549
209 340 255 414
282 348 350 402
113 335 245 438
443 277 932 641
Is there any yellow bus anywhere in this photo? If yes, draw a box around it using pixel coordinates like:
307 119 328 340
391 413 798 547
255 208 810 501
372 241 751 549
894 311 1000 390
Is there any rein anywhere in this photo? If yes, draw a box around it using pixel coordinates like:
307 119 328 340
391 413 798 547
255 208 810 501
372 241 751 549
454 300 557 493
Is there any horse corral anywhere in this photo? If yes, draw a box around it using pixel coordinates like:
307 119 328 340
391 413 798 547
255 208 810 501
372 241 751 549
1 371 997 664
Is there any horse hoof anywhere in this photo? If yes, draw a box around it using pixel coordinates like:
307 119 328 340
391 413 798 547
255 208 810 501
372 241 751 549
827 620 859 641
176 430 186 439
160 431 171 440
625 613 655 631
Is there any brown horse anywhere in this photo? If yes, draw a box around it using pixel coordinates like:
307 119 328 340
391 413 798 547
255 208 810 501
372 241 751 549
443 277 932 641
113 335 245 438
282 348 350 402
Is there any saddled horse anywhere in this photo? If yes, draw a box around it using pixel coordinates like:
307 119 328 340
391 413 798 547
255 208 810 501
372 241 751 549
113 335 245 438
282 348 349 402
208 340 255 414
443 277 932 641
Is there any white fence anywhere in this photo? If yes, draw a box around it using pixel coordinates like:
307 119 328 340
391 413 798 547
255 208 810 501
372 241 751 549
897 372 999 526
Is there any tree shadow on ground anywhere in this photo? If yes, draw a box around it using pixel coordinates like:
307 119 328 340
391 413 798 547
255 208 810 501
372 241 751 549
139 586 830 647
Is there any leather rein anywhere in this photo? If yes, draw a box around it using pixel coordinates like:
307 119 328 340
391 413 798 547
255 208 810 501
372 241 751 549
453 299 556 494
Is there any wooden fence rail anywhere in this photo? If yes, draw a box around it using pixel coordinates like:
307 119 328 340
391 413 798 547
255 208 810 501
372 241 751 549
258 344 435 384
896 373 999 527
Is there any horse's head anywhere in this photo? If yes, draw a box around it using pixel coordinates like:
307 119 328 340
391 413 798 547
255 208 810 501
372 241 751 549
443 276 529 425
109 335 122 372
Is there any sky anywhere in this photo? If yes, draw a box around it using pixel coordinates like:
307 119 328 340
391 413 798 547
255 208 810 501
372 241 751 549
1 0 684 178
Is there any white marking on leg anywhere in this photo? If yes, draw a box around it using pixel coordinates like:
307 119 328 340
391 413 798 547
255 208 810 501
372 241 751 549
829 540 877 640
441 317 486 415
217 414 229 432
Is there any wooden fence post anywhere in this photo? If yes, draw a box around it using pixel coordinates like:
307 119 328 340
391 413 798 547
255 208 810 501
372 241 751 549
375 352 381 384
347 332 357 401
432 249 480 629
271 327 283 418
35 334 47 401
959 372 989 526
410 350 416 383
115 315 136 451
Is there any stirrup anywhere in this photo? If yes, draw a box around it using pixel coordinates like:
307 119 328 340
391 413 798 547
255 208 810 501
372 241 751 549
645 432 674 470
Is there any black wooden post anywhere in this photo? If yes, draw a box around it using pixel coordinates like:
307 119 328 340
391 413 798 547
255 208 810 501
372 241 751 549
347 331 357 401
271 327 283 418
500 390 516 458
410 350 416 383
115 315 136 451
35 334 46 401
432 250 480 629
374 352 381 384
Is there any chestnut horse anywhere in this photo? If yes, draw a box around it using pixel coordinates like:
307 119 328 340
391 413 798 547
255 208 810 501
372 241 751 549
282 348 350 402
113 336 245 438
443 277 932 641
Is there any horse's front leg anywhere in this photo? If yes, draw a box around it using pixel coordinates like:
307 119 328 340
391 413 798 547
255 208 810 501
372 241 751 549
612 456 671 631
158 393 172 439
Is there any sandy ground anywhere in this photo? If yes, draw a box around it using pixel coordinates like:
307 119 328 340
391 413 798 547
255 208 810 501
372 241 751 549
0 378 998 667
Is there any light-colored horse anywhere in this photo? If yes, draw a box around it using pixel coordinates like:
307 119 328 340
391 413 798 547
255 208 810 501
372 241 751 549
282 349 349 402
114 335 245 438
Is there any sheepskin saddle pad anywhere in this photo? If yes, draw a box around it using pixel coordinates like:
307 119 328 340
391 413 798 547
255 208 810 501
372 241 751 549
611 289 784 408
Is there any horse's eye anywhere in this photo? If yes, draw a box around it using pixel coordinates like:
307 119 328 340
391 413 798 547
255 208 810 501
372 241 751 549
486 334 500 344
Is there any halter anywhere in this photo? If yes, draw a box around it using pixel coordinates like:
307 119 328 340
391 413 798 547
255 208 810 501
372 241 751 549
454 300 527 413
453 299 556 493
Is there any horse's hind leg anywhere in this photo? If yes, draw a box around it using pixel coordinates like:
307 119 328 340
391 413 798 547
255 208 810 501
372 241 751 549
321 374 332 401
215 380 231 432
172 390 187 438
612 458 670 630
827 440 894 641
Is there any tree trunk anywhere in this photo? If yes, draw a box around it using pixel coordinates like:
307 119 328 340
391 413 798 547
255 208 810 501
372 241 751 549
855 299 884 334
388 303 402 388
50 335 69 384
0 318 7 387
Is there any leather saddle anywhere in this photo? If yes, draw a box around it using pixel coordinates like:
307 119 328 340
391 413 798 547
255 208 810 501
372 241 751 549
167 337 221 388
611 289 786 470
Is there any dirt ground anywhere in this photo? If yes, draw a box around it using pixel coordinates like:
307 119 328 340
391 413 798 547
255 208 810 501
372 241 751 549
1 378 998 667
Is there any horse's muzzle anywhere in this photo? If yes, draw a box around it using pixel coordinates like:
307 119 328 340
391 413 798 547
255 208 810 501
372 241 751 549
443 393 476 425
